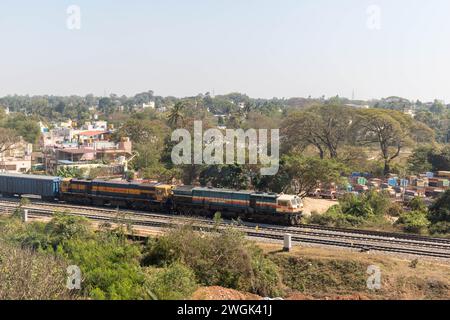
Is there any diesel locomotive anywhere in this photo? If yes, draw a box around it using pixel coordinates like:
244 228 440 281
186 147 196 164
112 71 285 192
0 173 303 225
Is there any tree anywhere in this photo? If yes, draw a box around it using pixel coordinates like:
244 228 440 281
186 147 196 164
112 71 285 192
429 146 450 171
116 119 169 145
352 109 434 176
408 146 433 174
98 97 114 115
45 212 92 246
4 116 41 144
428 190 450 235
282 105 353 159
0 128 20 169
279 154 346 198
199 164 250 190
167 102 186 128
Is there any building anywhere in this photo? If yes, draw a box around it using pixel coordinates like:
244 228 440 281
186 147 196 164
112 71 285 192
43 137 132 174
404 108 416 118
142 101 155 109
40 120 112 148
40 119 132 176
0 139 33 173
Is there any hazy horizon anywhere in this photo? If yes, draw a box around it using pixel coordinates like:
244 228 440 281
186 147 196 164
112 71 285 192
1 0 450 102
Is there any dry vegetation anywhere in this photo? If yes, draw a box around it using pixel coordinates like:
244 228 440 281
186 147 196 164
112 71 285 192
260 243 450 300
0 241 74 300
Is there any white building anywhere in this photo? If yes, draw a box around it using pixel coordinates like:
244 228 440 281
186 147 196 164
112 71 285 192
142 101 155 109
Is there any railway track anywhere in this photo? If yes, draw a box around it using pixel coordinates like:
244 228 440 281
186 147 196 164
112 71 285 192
0 198 449 259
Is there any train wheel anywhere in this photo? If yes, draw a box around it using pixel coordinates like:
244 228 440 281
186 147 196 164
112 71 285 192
289 215 296 226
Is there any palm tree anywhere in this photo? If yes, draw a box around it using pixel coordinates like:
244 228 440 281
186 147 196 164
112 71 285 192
243 101 253 119
168 102 186 128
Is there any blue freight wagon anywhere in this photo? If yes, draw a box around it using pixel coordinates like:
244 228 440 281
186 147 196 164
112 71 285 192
0 173 61 200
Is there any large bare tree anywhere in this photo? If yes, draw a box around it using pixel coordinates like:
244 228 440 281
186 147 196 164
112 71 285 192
352 109 434 176
281 104 353 159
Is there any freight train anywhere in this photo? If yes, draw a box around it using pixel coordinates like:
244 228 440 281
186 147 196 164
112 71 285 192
0 173 303 225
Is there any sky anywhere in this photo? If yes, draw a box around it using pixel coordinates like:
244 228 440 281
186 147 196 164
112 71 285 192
1 0 450 102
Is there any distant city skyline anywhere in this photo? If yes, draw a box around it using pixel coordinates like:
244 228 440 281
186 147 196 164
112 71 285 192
1 1 450 102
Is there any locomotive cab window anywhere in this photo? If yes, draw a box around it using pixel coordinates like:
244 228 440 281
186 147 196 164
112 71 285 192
278 200 291 207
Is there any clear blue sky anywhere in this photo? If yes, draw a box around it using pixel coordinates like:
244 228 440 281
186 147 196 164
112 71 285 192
1 0 449 101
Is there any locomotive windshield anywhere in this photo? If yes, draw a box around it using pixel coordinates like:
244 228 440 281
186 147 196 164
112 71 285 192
278 200 290 207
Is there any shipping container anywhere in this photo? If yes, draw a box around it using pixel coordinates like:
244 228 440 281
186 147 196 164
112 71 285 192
388 178 398 187
351 177 367 186
0 173 60 199
437 171 450 178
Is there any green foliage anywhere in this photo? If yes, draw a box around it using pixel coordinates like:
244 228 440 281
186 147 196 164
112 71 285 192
387 202 405 217
199 164 251 190
309 205 367 227
428 190 450 235
361 190 392 216
142 225 283 297
396 210 430 234
4 114 41 144
408 146 433 174
57 167 85 179
63 236 147 300
168 102 187 128
45 212 92 245
274 154 347 197
0 214 149 300
408 145 450 172
144 262 198 300
429 146 450 171
310 191 393 228
407 197 427 212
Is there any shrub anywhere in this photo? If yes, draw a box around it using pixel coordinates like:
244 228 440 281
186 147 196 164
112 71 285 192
64 236 147 300
363 190 392 216
145 262 198 300
407 197 427 212
340 194 375 219
387 202 404 217
312 191 395 228
142 225 283 296
309 205 365 227
396 210 430 234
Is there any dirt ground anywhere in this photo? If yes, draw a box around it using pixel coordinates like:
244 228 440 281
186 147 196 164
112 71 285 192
302 197 338 216
192 287 261 300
